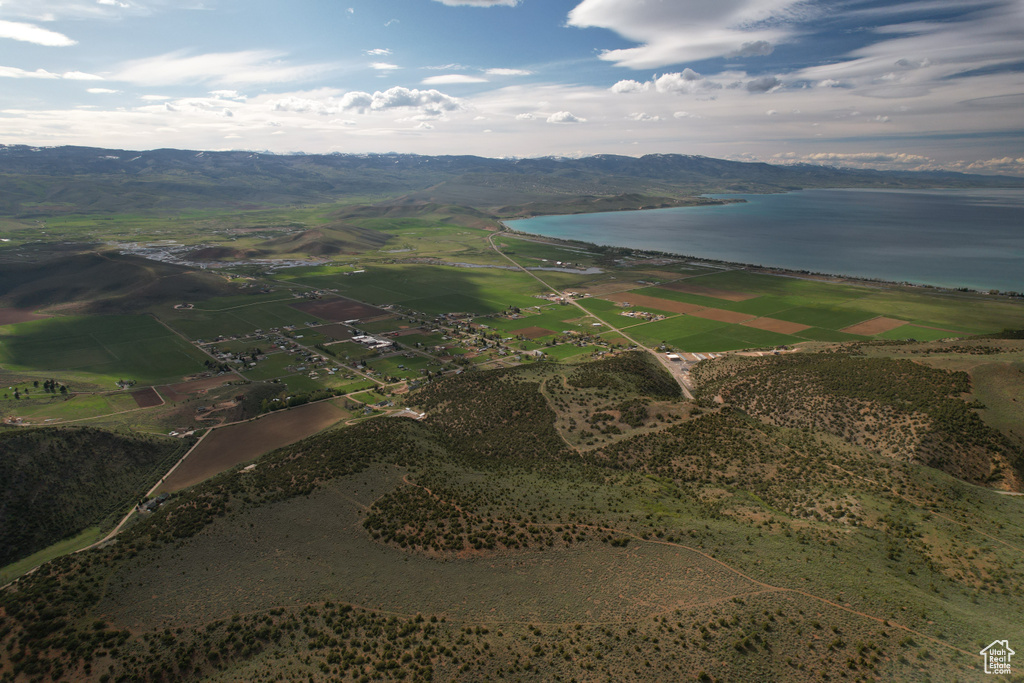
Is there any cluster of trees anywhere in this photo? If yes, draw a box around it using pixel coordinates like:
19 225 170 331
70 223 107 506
363 485 583 553
568 351 680 398
0 427 187 566
692 353 1019 488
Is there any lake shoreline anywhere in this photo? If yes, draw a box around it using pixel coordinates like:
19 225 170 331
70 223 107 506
500 188 1024 296
496 224 1023 303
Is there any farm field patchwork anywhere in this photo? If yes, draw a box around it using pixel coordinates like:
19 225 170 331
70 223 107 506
0 315 209 385
287 264 547 315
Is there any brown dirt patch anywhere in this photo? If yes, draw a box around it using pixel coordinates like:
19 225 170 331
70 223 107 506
391 327 428 337
291 297 389 322
842 317 908 335
601 292 705 315
168 376 235 396
741 318 811 334
157 400 349 493
131 387 162 408
0 308 49 325
660 281 759 301
311 323 354 341
512 326 555 339
573 282 634 296
689 308 754 324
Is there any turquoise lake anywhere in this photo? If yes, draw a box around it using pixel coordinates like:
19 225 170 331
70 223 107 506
504 188 1024 293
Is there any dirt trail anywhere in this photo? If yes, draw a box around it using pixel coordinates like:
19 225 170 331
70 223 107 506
398 473 973 657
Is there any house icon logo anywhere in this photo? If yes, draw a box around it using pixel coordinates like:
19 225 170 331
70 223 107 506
981 640 1014 675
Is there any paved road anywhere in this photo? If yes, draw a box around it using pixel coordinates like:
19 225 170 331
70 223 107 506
486 232 695 399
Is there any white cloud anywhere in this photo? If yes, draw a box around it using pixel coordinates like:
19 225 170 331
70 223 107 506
87 88 119 94
485 68 532 76
0 66 60 79
0 20 76 46
566 0 806 68
269 86 463 120
140 94 171 101
612 69 722 96
63 71 104 80
370 62 400 71
673 111 701 119
0 66 103 80
547 111 585 123
113 50 338 86
626 112 661 122
422 74 488 85
515 112 535 120
432 0 519 6
364 48 392 56
209 90 246 100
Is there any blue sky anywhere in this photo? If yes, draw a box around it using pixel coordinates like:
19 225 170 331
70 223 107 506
1 0 1022 175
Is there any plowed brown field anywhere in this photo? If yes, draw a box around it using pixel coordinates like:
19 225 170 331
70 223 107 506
660 282 759 301
157 400 349 493
842 317 907 335
741 318 811 334
291 297 389 322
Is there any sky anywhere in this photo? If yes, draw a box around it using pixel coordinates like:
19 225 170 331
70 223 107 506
1 0 1023 175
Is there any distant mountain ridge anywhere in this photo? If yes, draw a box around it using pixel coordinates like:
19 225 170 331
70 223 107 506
1 145 1021 216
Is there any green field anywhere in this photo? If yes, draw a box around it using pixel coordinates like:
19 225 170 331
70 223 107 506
366 354 437 380
240 352 299 381
157 296 323 340
288 264 546 315
0 315 209 384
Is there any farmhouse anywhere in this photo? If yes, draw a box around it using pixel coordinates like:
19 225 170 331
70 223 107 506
352 334 394 350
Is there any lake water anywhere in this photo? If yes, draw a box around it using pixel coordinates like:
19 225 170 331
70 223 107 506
505 188 1024 292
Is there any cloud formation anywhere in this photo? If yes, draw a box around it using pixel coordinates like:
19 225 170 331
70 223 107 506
567 0 804 68
547 111 585 123
486 68 532 76
0 20 77 46
270 87 463 120
0 66 101 80
611 69 721 96
113 50 338 86
422 74 489 85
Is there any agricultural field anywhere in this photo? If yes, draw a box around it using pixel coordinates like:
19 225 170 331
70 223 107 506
0 314 209 385
156 399 352 493
155 295 324 340
286 263 548 315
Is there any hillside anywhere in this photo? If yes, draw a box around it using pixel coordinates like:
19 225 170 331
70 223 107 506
0 252 238 313
2 146 1021 217
690 352 1024 491
0 349 1021 681
0 426 187 566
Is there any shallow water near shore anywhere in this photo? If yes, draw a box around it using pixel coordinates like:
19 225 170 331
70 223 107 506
505 188 1024 292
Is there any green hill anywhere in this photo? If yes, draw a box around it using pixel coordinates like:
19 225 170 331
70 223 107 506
0 252 237 313
0 350 1020 681
0 426 187 567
